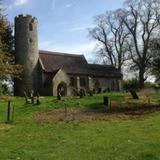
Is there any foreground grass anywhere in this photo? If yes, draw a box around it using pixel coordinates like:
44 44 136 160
0 93 160 160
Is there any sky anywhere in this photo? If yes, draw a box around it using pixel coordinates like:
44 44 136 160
4 0 124 61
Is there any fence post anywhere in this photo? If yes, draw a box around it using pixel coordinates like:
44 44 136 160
65 104 67 119
7 101 11 122
12 105 15 122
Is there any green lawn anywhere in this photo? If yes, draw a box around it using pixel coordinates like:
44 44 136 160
0 93 160 160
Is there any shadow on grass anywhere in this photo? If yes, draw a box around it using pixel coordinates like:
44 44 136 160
109 104 160 115
85 102 103 110
140 153 159 160
35 102 160 122
84 102 160 116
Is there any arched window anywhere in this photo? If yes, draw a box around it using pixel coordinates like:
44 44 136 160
95 80 101 93
111 80 115 91
80 77 86 87
70 77 75 86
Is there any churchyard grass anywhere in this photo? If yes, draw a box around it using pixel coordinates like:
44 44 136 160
0 92 160 160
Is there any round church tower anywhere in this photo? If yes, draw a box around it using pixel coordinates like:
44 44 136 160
14 14 39 96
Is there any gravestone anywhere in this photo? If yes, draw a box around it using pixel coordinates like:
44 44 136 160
36 93 40 105
103 96 109 106
24 91 29 103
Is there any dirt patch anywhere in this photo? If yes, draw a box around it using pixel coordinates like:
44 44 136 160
35 104 160 122
0 123 12 130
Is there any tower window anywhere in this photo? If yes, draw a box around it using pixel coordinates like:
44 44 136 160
29 23 33 31
29 38 33 43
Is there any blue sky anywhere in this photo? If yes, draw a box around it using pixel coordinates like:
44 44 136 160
4 0 124 60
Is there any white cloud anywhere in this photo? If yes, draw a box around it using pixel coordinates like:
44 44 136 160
14 0 28 6
8 0 28 9
68 25 94 33
39 40 98 62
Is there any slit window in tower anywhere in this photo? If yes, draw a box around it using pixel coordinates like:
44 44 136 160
29 38 33 43
29 23 33 31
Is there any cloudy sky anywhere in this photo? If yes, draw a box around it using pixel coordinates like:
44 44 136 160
4 0 124 60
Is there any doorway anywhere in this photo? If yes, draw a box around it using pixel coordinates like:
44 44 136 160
57 82 67 96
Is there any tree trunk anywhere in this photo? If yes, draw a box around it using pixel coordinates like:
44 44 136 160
117 64 121 72
139 69 145 89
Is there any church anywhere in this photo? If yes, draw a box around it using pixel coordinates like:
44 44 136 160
14 14 123 96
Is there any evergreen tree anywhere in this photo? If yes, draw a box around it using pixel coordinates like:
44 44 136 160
0 1 22 82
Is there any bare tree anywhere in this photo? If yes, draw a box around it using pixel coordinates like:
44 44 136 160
150 38 160 81
109 10 129 71
89 13 115 66
120 0 160 88
89 10 129 72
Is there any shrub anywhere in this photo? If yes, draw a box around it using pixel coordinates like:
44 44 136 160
144 82 156 88
87 90 93 96
79 88 86 98
123 79 140 91
72 89 80 96
0 83 10 95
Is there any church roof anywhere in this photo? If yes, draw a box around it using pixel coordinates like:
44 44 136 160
39 50 122 78
88 64 122 78
39 50 89 75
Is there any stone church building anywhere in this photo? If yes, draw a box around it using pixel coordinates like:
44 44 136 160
14 14 123 96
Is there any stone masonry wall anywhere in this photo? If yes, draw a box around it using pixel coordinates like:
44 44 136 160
14 15 39 96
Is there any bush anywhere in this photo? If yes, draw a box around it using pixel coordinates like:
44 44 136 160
0 83 10 95
123 79 140 91
72 88 86 98
87 90 93 96
79 88 86 98
72 89 80 96
144 82 156 88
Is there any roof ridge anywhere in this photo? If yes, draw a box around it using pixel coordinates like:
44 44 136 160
39 50 84 57
88 63 115 67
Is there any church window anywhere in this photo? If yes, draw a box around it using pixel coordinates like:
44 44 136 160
111 80 115 91
80 77 86 87
70 77 75 86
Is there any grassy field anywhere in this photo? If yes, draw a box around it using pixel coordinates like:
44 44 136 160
0 92 160 160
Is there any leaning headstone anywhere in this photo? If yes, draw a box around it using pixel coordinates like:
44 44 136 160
64 104 67 119
88 90 93 96
57 90 61 100
30 90 34 104
36 93 40 105
130 90 139 99
98 88 102 94
79 88 86 98
103 96 109 106
6 101 14 123
7 101 11 122
107 88 110 92
24 91 29 103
